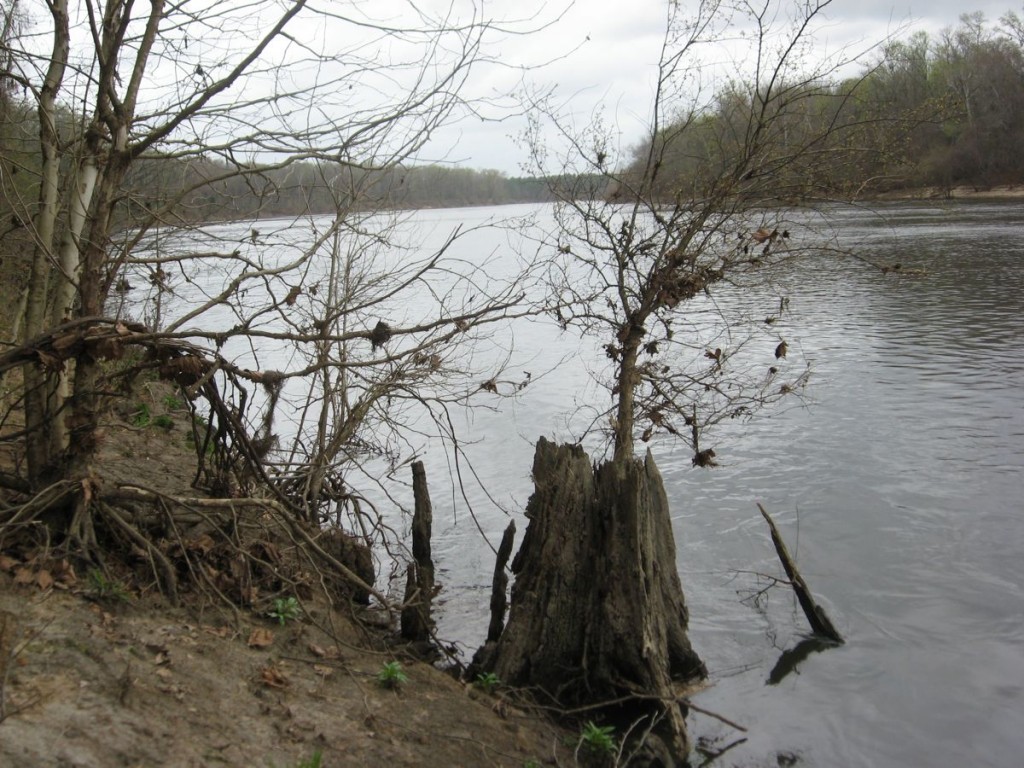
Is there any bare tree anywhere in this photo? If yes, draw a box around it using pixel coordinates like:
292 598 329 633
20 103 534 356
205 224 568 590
478 0 874 757
0 1 540 601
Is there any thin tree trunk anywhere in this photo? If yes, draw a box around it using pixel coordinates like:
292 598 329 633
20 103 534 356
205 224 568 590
22 0 70 486
613 342 640 462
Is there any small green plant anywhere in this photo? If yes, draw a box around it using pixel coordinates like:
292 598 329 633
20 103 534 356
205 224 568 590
377 660 408 689
474 671 501 694
580 721 617 756
294 751 322 768
267 597 302 625
153 414 174 429
130 403 151 427
86 568 130 603
523 760 541 768
163 393 183 411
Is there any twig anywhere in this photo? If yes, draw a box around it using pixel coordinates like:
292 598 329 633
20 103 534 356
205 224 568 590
684 701 748 733
697 736 748 767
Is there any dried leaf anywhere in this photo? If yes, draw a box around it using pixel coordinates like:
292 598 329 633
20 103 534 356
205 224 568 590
186 534 216 554
35 349 63 372
312 665 334 678
259 665 289 688
0 554 19 572
308 642 340 660
36 570 54 590
13 567 34 585
247 627 274 648
51 332 80 352
55 559 77 585
308 643 328 658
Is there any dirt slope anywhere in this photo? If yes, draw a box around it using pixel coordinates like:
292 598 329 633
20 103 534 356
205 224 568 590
0 579 571 767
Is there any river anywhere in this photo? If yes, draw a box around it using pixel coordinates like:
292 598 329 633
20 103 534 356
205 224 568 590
417 200 1024 767
133 200 1024 766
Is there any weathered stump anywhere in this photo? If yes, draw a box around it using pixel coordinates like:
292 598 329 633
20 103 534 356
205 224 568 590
479 438 706 757
401 461 435 642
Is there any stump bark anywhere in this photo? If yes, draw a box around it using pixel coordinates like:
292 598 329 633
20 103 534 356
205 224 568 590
400 461 435 642
479 438 705 757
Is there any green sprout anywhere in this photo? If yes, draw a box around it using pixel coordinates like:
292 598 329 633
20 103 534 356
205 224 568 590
580 721 617 756
267 596 302 625
474 671 501 694
86 568 130 603
377 660 409 689
131 403 151 427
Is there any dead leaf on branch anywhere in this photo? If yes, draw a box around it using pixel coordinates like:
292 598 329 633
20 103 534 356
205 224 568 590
34 348 64 372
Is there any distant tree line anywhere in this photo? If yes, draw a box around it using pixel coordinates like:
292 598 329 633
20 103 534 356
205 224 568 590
619 10 1024 199
1 102 554 232
118 158 560 222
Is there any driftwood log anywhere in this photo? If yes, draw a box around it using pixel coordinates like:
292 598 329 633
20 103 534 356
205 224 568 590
758 503 843 644
477 438 705 757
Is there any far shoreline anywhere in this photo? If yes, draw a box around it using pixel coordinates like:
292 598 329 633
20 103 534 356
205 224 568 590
870 184 1024 201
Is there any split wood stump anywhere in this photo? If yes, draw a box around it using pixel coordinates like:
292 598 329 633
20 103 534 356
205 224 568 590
476 438 706 757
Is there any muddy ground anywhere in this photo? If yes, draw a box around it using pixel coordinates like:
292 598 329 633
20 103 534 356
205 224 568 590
0 387 583 767
0 576 577 767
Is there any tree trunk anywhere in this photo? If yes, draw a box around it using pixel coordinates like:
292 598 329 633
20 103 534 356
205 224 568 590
480 437 705 757
22 0 70 486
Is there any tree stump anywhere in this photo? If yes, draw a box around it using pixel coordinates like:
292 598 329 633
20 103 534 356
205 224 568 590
400 461 435 642
478 438 705 757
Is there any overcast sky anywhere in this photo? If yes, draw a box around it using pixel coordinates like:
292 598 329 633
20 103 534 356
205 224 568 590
419 0 1020 174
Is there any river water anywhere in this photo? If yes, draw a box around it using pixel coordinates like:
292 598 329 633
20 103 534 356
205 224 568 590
657 201 1024 767
417 200 1024 767
134 200 1024 766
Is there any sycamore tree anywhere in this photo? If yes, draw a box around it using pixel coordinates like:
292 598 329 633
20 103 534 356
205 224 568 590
0 0 541 602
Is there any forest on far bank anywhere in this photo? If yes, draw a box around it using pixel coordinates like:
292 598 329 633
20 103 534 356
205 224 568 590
615 10 1024 202
3 10 1023 228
